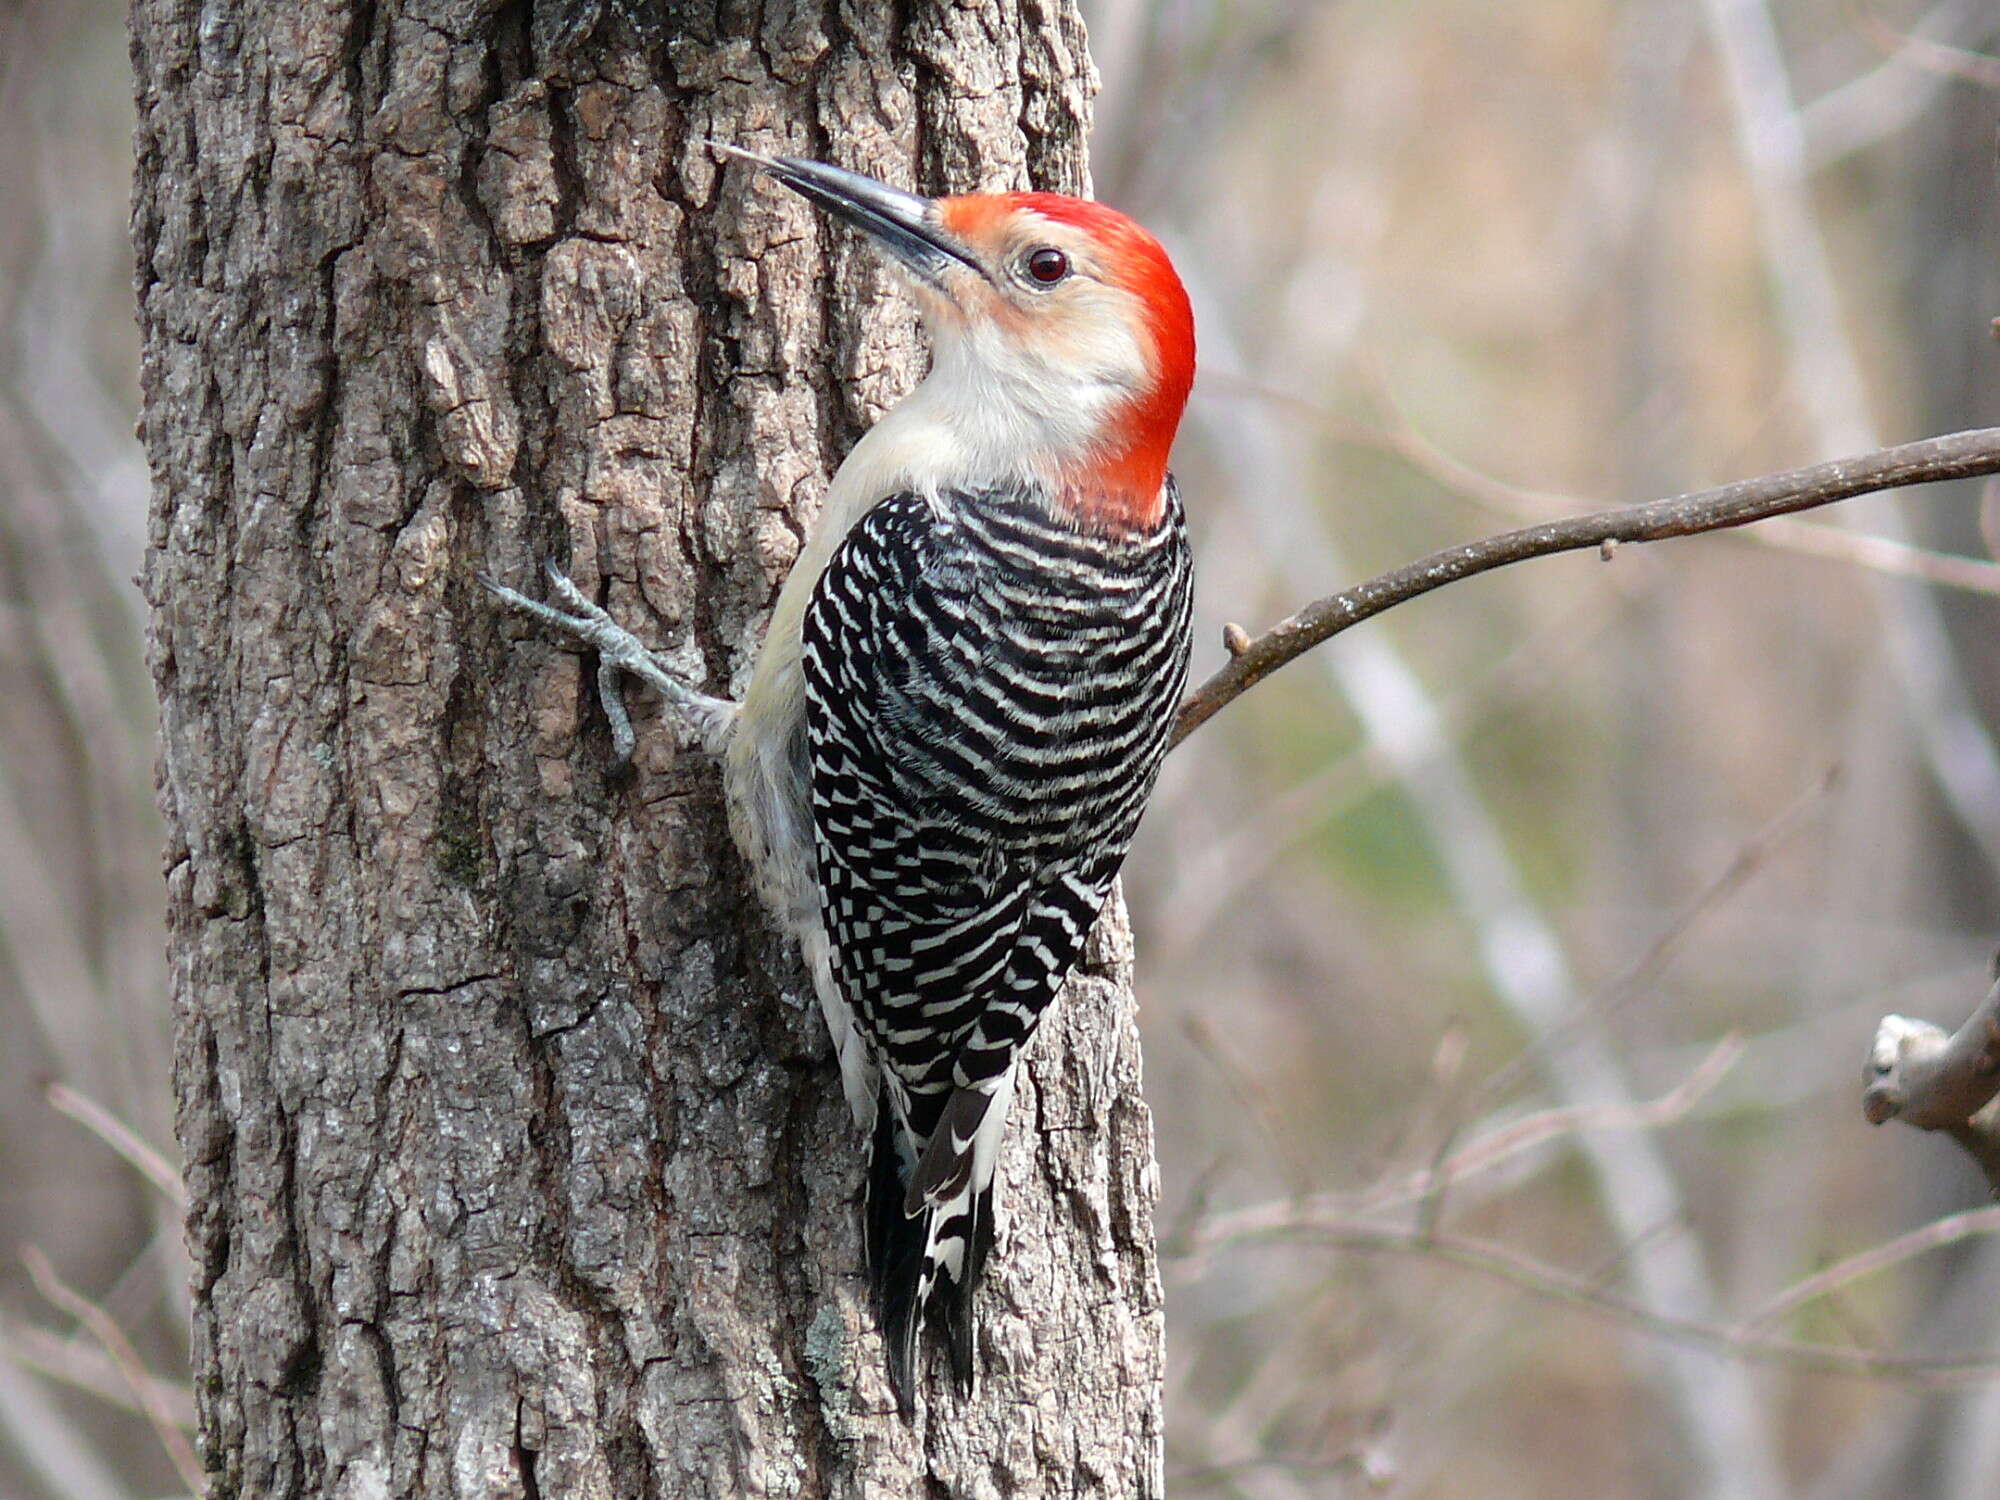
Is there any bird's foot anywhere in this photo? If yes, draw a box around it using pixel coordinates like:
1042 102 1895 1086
482 561 738 762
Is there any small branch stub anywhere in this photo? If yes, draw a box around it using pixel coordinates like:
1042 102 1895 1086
1864 976 2000 1194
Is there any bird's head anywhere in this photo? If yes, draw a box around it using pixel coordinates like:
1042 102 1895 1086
720 147 1195 531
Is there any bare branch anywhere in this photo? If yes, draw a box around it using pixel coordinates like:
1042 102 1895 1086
1207 371 2000 598
1864 982 2000 1130
1172 428 2000 747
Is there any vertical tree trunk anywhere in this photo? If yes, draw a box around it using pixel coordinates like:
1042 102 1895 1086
132 4 1164 1495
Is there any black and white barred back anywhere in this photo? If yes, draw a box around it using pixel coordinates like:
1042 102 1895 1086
801 478 1193 1405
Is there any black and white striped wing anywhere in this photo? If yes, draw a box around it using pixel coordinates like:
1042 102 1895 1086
801 485 1193 1129
801 480 1193 1401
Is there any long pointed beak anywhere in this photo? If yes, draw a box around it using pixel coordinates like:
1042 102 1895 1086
709 142 985 286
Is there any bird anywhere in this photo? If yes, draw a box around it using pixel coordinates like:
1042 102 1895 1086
487 144 1196 1412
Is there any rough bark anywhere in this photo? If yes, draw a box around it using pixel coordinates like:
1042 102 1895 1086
131 4 1164 1496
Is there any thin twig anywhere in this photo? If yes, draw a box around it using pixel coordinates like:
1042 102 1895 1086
0 1311 196 1428
1178 1011 1317 1198
1855 5 2000 89
46 1083 186 1207
1172 427 2000 747
1746 1206 2000 1332
1745 516 2000 595
1179 1217 2000 1388
1423 1035 1745 1204
1800 2 1988 166
1474 764 1839 1113
1174 1033 1744 1243
21 1246 204 1495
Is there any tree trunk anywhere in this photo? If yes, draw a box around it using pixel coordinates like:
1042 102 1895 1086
131 4 1164 1495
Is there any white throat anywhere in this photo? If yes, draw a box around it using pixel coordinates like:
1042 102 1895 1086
839 309 1148 500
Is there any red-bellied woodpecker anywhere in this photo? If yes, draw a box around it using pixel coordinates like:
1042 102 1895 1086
488 146 1196 1411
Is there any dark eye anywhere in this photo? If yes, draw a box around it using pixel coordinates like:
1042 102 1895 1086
1025 247 1070 285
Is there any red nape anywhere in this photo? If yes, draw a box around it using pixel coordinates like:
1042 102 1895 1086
946 192 1197 531
1015 195 1195 528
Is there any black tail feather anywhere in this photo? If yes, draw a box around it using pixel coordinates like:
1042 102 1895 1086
863 1084 1001 1413
939 1182 996 1394
865 1092 923 1417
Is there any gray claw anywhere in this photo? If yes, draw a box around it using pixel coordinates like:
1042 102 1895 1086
484 561 740 757
541 561 610 624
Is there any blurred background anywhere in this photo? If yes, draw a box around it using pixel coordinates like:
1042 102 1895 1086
3 0 1999 1495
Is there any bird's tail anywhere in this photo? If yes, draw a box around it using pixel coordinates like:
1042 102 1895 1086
864 1078 1010 1413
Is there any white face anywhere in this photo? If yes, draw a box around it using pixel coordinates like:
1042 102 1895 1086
904 209 1160 484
